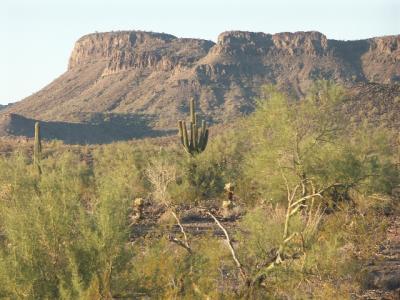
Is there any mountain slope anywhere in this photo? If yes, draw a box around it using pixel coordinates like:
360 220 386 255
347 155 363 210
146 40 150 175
1 30 399 142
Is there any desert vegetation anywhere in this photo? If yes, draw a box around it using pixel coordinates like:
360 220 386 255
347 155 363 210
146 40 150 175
0 81 398 299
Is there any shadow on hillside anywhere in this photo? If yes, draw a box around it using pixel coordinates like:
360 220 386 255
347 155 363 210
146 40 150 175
0 113 176 144
328 39 370 81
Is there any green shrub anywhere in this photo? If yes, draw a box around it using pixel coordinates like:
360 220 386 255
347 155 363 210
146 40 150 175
0 149 135 299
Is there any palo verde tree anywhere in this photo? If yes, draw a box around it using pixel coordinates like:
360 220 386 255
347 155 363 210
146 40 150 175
178 99 209 155
243 81 398 204
224 82 399 296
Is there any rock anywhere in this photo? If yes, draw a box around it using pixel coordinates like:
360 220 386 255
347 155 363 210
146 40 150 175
1 30 399 143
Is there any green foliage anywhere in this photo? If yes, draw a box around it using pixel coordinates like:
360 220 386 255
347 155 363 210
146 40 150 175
170 126 249 203
0 150 135 299
241 82 398 206
237 206 292 265
0 81 398 298
129 236 235 299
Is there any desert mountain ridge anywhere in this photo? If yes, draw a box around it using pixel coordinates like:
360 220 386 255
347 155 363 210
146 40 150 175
1 30 399 143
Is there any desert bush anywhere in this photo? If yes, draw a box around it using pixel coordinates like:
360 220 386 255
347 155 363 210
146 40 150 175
0 149 135 299
145 156 177 204
175 127 248 203
241 82 399 208
130 236 234 299
230 195 391 298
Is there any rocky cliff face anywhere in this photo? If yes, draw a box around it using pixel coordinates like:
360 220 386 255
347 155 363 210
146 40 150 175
2 30 399 142
361 35 400 83
213 31 329 56
69 31 214 75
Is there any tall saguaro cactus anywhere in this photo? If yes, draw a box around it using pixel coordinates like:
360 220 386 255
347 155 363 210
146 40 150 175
178 99 209 155
34 122 42 175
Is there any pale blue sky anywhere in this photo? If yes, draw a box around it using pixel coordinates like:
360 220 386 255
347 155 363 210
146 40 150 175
1 0 399 105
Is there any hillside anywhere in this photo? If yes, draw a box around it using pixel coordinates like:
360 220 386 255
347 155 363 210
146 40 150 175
1 30 399 142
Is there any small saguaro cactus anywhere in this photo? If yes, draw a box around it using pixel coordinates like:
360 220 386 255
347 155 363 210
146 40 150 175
34 122 42 174
222 182 235 218
224 182 235 201
178 99 209 155
130 198 144 224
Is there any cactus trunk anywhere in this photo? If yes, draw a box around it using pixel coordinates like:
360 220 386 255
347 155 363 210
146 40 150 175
34 122 42 175
178 99 209 155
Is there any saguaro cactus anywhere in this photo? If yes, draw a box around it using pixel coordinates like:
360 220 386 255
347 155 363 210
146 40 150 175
178 99 209 155
34 122 42 174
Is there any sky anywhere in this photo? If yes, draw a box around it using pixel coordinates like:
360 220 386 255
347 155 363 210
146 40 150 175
1 0 399 105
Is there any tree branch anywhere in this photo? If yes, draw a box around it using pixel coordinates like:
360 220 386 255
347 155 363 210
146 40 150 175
207 212 247 282
163 204 191 254
167 234 192 254
170 209 191 253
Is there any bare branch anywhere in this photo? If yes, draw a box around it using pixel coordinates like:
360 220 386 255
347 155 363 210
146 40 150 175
167 234 192 254
289 193 322 209
207 212 247 282
283 232 298 244
170 209 191 253
289 204 307 217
